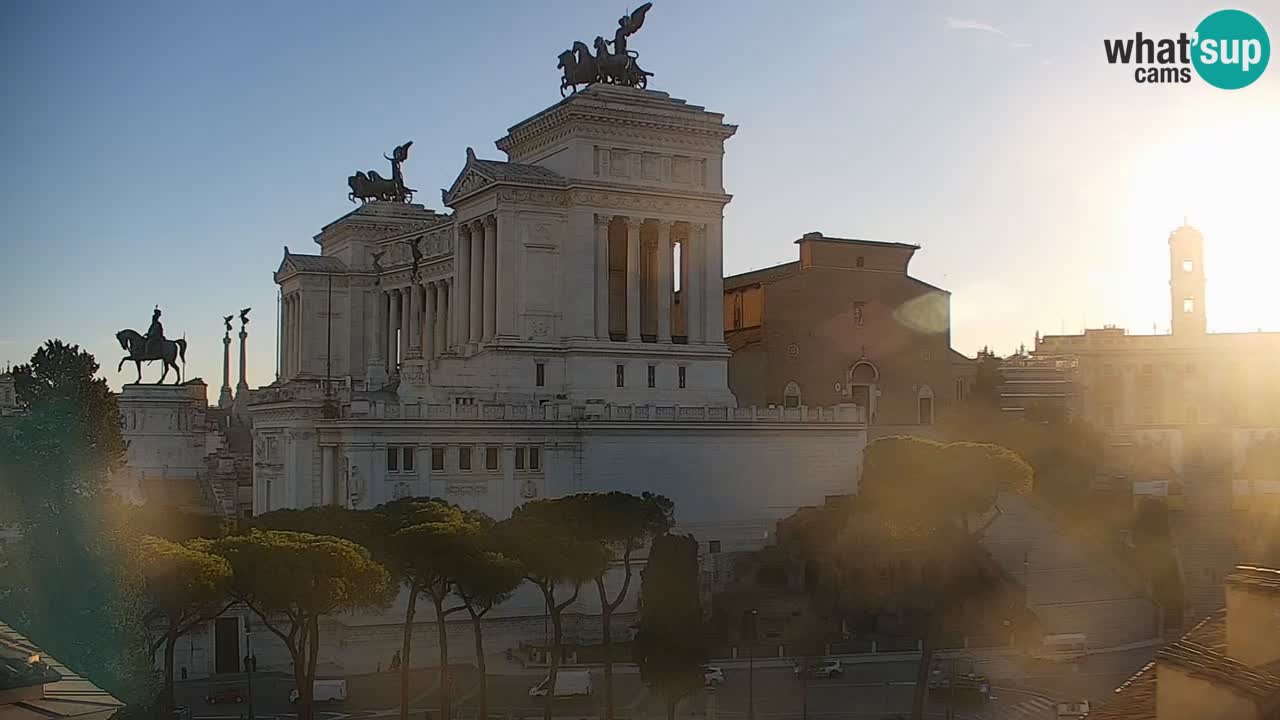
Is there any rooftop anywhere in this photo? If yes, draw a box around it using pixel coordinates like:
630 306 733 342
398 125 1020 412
794 231 920 250
0 622 124 720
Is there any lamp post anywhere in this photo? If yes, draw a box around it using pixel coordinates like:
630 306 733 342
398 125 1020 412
244 618 255 720
746 609 758 720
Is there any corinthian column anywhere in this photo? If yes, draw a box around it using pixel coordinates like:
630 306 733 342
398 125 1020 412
656 220 673 343
388 288 401 371
483 215 497 341
423 282 436 359
625 217 641 342
469 219 485 344
406 282 421 357
455 224 472 349
595 214 610 339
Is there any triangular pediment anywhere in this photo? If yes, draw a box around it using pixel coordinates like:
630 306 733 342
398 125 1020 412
443 147 496 207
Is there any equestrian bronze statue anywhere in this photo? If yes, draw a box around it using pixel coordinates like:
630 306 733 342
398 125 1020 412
348 141 416 203
558 3 654 96
116 307 188 384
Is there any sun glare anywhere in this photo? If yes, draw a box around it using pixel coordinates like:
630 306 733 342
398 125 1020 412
1125 112 1280 334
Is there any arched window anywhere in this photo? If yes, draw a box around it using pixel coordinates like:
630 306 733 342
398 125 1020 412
850 361 878 383
783 381 802 408
855 256 865 268
917 384 935 425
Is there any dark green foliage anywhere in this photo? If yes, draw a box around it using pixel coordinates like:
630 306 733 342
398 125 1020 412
633 534 705 720
0 341 156 716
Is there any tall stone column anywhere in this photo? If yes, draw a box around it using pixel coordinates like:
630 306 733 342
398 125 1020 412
321 445 335 506
495 210 517 338
406 282 421 357
438 280 449 352
594 214 611 339
423 282 436 359
686 227 705 344
469 220 485 344
703 221 725 343
289 296 300 375
656 220 673 343
237 323 249 390
368 289 385 379
388 288 400 372
625 217 642 342
220 330 233 408
455 225 472 350
483 216 497 341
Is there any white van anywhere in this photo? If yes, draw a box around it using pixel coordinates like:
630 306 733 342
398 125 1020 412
528 670 593 698
1037 633 1089 662
289 679 348 704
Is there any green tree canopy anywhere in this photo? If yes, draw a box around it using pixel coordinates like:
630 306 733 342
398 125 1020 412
202 529 392 720
633 534 705 720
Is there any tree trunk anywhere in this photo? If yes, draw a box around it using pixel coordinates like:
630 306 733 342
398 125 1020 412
162 628 178 712
543 586 560 720
469 609 487 720
910 616 938 720
292 627 314 720
666 694 677 720
400 589 418 720
432 595 451 720
596 577 615 720
305 618 321 720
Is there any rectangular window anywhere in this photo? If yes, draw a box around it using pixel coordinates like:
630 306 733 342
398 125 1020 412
402 447 415 472
709 540 722 554
1183 259 1194 272
1183 298 1195 314
678 366 686 389
535 362 545 387
431 447 445 471
515 447 526 470
485 446 499 471
853 302 865 327
529 447 541 471
647 365 656 388
458 446 472 471
616 364 625 387
386 447 399 472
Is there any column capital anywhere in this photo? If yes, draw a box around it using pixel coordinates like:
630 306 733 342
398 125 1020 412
482 214 497 230
594 213 613 227
655 218 674 232
622 215 643 231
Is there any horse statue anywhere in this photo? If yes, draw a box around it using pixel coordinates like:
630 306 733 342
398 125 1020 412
348 141 416 203
558 3 654 95
116 329 187 385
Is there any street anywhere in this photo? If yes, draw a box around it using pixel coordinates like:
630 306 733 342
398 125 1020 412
174 656 1107 720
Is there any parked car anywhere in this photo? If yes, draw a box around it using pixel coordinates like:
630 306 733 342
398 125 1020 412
702 665 725 687
1056 700 1091 718
203 687 244 705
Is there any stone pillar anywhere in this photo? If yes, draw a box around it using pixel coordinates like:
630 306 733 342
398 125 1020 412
686 225 705 344
289 296 299 375
469 220 485 344
237 325 249 389
438 280 449 353
423 282 436 359
388 288 401 372
625 217 642 342
677 231 690 339
455 225 472 349
656 220 673 343
594 214 611 339
406 282 421 357
483 215 497 341
703 221 725 343
321 445 336 506
368 289 385 380
219 332 233 408
495 210 517 338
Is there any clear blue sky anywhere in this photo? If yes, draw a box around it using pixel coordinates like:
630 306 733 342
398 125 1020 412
2 0 1277 393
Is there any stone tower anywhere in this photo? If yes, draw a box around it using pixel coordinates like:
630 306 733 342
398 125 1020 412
1169 222 1206 338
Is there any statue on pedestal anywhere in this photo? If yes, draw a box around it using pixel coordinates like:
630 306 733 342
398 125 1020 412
116 306 188 384
558 3 654 96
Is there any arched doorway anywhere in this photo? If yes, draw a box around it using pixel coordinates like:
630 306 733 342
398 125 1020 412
848 361 878 422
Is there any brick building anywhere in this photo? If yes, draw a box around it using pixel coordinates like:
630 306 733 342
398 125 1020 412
723 231 971 435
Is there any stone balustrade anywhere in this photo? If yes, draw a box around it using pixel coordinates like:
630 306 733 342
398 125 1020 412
347 399 866 424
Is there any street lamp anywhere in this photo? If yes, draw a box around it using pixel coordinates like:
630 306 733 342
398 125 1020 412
244 617 255 720
746 609 758 720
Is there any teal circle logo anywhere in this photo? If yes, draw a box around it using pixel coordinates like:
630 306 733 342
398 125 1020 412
1192 9 1270 89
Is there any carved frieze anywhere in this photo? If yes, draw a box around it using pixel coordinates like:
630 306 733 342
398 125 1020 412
447 483 488 496
568 189 723 218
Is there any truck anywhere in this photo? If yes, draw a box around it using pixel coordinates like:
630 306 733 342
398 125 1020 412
528 670 593 698
289 679 348 704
